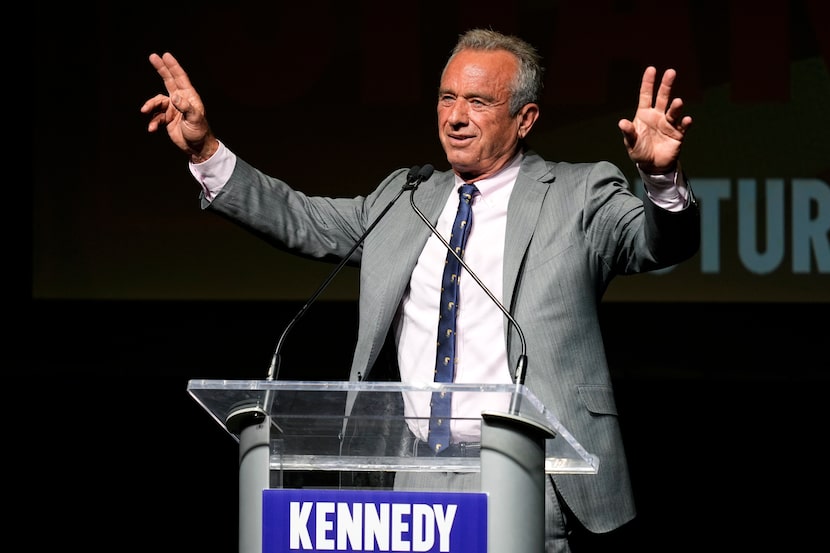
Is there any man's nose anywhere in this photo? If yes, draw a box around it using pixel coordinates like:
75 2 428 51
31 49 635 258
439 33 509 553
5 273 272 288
447 100 469 125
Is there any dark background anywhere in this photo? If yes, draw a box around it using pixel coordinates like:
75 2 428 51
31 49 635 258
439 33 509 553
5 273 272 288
27 1 828 552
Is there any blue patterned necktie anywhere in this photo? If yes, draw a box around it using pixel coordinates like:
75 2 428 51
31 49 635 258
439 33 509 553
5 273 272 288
428 183 479 453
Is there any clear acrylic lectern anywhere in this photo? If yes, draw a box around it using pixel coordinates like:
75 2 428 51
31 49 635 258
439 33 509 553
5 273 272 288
188 380 598 553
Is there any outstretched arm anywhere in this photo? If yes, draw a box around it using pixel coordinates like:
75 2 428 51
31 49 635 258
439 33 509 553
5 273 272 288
618 66 692 174
140 52 220 164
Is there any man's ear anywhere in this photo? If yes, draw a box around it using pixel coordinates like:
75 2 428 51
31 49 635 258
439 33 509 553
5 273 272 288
517 103 540 139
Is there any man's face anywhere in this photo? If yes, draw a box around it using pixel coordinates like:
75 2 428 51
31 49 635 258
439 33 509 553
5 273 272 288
437 49 533 182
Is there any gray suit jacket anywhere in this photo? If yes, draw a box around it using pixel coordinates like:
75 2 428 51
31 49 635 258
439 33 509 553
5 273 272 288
206 150 700 533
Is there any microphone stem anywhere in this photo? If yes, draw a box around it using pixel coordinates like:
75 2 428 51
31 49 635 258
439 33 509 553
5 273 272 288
266 182 411 381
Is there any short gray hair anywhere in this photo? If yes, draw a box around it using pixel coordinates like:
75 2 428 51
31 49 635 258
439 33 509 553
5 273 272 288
444 28 544 116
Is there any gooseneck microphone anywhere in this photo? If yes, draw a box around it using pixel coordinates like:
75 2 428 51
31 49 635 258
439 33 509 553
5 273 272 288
407 166 529 415
265 165 431 382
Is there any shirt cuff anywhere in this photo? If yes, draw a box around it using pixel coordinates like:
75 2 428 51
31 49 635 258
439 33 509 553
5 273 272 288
638 163 689 212
188 141 237 202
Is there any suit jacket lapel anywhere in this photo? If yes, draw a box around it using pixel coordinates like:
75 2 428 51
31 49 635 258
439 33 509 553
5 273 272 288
363 171 455 355
503 152 555 312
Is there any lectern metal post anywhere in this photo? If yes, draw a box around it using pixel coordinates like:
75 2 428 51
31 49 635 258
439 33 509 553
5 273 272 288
480 410 556 553
228 406 270 553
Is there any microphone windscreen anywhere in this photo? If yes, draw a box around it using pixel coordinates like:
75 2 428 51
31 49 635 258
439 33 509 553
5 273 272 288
418 164 435 181
406 165 421 184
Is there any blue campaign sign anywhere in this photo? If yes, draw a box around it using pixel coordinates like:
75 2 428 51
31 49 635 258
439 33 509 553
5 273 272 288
262 488 487 552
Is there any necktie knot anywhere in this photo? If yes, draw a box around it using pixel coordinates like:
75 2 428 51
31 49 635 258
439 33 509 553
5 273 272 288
459 183 479 205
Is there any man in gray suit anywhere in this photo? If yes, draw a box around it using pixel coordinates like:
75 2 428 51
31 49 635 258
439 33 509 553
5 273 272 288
142 28 699 553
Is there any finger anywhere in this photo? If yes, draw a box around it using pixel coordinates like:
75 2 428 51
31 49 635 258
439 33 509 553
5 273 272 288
149 52 179 97
677 114 693 134
148 52 164 71
140 93 169 114
161 52 198 97
617 119 636 149
653 68 677 113
146 112 169 133
637 66 658 110
665 97 690 129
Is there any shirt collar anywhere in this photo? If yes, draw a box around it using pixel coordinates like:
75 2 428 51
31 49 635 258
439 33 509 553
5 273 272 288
454 151 523 200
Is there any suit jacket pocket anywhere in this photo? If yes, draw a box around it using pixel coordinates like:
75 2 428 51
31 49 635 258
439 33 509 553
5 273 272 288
576 384 619 416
